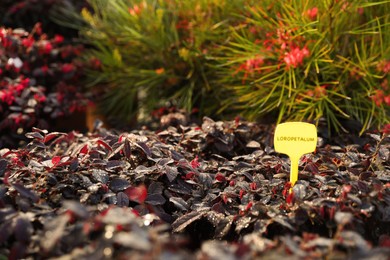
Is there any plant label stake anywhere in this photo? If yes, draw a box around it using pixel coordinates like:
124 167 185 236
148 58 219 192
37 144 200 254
274 122 317 188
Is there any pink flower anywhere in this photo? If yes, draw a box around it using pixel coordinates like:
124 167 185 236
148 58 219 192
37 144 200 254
382 61 390 73
15 83 25 93
61 63 75 73
306 7 318 20
54 34 64 44
383 124 390 134
0 90 15 105
341 1 350 12
384 95 390 106
34 94 46 103
283 46 310 69
235 56 264 83
42 42 52 54
276 28 290 47
314 85 327 98
128 4 141 16
371 90 385 106
381 79 388 90
22 38 34 48
21 77 30 87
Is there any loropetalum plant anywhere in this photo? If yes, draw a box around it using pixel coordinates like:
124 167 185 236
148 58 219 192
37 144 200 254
217 0 390 134
0 24 87 148
0 119 389 258
74 0 247 124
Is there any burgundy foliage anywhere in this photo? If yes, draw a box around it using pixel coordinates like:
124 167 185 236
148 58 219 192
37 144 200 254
0 117 389 259
0 25 87 148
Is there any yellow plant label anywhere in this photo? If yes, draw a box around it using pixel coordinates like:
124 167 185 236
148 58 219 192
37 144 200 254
274 122 317 188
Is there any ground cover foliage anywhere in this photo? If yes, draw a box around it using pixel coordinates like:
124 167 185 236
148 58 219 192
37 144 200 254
0 117 389 259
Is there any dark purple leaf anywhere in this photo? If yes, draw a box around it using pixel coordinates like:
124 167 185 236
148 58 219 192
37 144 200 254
109 178 130 192
25 131 44 140
148 182 164 195
117 192 129 207
9 241 27 260
14 216 33 243
293 207 309 225
135 142 152 157
165 165 179 182
172 210 207 232
79 175 93 188
170 150 184 161
169 197 189 211
273 217 295 231
106 160 123 171
12 183 39 203
215 139 233 152
91 169 109 184
102 192 117 204
0 221 14 243
168 181 192 195
145 193 166 205
0 159 7 177
70 158 79 172
292 184 307 200
123 139 131 159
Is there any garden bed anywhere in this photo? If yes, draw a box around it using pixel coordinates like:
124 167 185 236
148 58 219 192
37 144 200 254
0 117 389 259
